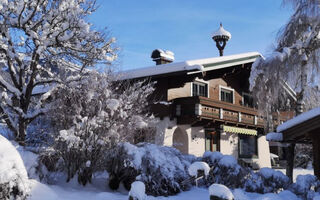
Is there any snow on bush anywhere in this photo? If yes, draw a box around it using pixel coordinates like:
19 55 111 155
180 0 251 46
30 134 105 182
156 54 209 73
289 174 320 199
188 161 210 177
202 151 248 188
129 181 146 200
244 167 289 194
278 190 299 200
106 142 196 196
202 151 291 194
0 135 30 199
209 184 234 200
254 193 282 200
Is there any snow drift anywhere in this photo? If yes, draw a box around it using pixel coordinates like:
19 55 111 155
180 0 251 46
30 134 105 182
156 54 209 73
0 135 30 199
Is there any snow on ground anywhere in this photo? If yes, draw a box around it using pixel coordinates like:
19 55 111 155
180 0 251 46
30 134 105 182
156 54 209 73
26 167 318 200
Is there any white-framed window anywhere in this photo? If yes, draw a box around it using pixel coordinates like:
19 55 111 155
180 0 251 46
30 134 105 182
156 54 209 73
219 85 234 104
192 81 209 98
242 92 254 108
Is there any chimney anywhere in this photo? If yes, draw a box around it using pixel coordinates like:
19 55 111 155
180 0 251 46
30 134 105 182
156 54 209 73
151 49 174 65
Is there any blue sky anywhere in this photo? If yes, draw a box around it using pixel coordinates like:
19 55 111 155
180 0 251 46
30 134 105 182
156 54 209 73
90 0 293 70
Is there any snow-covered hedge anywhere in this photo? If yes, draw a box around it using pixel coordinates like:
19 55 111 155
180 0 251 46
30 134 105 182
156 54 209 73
106 142 196 196
244 167 290 193
0 135 30 200
289 174 320 199
209 184 234 200
202 151 249 188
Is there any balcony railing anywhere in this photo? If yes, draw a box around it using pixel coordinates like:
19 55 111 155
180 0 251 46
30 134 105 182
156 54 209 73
173 96 265 127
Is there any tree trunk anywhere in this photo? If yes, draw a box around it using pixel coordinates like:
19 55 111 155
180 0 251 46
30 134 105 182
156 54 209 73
16 117 26 146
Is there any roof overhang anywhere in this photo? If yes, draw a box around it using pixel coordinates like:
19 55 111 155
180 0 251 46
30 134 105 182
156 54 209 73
119 52 261 80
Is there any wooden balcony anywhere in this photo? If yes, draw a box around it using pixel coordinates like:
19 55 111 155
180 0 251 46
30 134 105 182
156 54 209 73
173 96 265 128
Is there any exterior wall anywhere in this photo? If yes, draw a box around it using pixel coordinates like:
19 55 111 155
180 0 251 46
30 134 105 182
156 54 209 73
155 118 271 168
220 132 239 159
167 77 247 107
155 118 204 157
154 117 177 146
188 126 205 157
257 135 271 168
168 82 191 101
209 78 246 106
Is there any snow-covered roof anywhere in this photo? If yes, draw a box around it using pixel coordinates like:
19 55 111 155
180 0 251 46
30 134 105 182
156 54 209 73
266 132 283 142
212 24 232 40
277 107 320 132
120 52 261 80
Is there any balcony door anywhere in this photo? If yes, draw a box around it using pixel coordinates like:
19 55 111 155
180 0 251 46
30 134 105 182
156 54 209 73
205 130 220 152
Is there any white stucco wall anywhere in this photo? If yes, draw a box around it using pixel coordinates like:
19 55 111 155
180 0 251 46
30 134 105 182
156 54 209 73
155 117 177 146
188 126 205 157
155 118 205 157
220 132 239 159
156 118 271 168
257 135 271 168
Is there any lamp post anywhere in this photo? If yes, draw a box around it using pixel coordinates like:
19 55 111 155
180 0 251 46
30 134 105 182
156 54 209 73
212 23 231 57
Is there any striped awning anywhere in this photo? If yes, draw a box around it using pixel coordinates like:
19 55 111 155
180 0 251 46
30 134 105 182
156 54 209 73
222 125 257 136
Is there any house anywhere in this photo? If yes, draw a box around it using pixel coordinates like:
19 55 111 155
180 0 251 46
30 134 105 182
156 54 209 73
120 25 290 169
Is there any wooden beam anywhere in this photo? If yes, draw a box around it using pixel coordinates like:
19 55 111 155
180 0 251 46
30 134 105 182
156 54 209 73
310 132 320 179
285 143 295 183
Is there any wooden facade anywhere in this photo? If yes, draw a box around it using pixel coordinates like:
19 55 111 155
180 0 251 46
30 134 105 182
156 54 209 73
123 52 294 167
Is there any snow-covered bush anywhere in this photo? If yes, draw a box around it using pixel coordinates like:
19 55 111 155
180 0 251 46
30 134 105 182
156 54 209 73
294 144 313 168
0 135 30 199
209 184 234 200
289 174 320 199
202 151 249 188
42 72 155 185
106 142 196 196
188 161 210 178
244 167 289 193
129 181 146 200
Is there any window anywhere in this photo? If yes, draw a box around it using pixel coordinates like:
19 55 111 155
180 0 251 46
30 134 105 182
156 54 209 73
238 135 257 158
205 131 220 152
192 82 208 97
220 87 234 103
243 93 254 108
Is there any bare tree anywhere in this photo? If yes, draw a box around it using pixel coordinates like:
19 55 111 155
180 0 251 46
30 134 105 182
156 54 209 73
0 0 117 144
250 0 320 121
250 0 320 181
